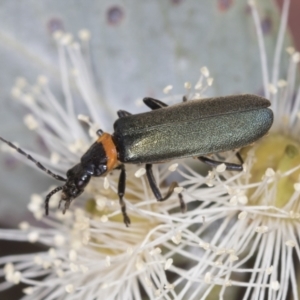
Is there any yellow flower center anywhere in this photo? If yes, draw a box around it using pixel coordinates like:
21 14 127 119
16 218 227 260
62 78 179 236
241 133 300 208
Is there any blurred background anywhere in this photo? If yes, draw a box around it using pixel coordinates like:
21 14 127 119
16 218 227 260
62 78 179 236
0 0 299 298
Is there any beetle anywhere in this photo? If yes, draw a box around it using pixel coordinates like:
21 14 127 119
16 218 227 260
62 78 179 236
0 94 273 226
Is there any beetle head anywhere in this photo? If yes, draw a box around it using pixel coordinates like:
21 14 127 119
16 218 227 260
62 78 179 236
59 163 91 210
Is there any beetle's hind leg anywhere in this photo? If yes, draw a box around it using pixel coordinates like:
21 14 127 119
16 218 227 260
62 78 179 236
145 164 186 212
143 98 168 110
144 96 188 110
198 156 243 171
117 164 131 227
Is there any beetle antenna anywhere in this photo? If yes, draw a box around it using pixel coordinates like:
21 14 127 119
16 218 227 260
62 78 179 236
45 186 64 215
0 136 67 182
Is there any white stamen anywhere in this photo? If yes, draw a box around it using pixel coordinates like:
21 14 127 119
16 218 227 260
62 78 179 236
207 77 214 86
60 33 73 45
199 241 210 250
200 66 209 77
238 211 247 220
292 52 300 63
285 240 296 247
277 79 287 88
24 114 38 130
204 272 211 284
101 215 108 223
135 257 144 270
135 168 146 177
238 195 248 204
69 250 77 261
271 281 280 291
106 256 111 267
11 87 21 99
65 284 75 294
37 75 48 86
163 85 173 94
286 46 295 55
229 254 239 262
53 30 63 40
255 226 268 234
48 248 57 258
168 163 178 172
54 234 65 246
50 152 60 164
15 77 27 88
164 284 174 290
266 266 273 275
216 163 226 173
171 231 182 244
265 168 275 177
174 186 183 193
294 183 300 191
28 231 39 243
103 177 110 189
268 84 278 94
23 287 34 295
150 247 162 255
96 197 107 210
18 221 30 230
77 114 91 123
184 82 191 89
164 258 173 270
78 29 91 41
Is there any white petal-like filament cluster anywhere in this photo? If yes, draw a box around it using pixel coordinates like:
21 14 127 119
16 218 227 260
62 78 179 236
1 0 300 299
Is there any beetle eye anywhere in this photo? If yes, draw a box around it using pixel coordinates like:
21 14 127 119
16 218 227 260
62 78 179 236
94 165 107 176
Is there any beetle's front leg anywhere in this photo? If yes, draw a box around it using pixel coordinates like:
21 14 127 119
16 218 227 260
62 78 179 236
117 110 132 118
198 156 243 171
118 164 131 227
145 164 186 212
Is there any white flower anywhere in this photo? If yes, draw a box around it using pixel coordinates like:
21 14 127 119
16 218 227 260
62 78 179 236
0 29 216 299
167 0 300 298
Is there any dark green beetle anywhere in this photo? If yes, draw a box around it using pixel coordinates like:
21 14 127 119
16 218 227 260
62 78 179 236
0 94 273 226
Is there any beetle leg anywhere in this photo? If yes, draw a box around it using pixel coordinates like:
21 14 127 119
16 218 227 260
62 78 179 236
145 164 186 212
96 129 104 136
198 156 243 171
117 110 132 118
118 164 131 227
143 98 168 110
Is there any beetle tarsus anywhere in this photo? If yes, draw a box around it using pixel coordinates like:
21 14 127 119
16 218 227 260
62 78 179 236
117 110 132 118
235 152 244 165
45 186 64 216
198 156 243 171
